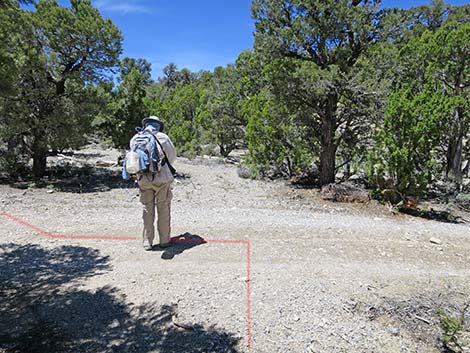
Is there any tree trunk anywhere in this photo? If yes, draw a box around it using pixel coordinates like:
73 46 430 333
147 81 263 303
32 136 47 178
463 160 469 178
219 144 226 157
319 94 338 186
446 134 463 182
7 138 18 153
446 109 464 183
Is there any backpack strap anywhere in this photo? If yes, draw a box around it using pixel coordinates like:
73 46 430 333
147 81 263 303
152 134 177 176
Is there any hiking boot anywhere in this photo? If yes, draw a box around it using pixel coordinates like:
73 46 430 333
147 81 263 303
143 240 153 251
153 242 171 251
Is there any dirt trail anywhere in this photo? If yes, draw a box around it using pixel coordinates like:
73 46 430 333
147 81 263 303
1 145 470 353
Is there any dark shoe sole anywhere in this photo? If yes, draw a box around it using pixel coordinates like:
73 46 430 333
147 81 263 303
153 243 171 251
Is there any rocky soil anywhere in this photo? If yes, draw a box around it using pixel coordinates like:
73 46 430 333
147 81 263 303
1 145 470 353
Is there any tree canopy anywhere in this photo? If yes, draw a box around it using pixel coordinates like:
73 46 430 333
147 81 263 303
251 0 383 185
1 0 469 202
0 0 122 177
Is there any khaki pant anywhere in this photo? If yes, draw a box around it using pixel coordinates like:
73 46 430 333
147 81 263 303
139 179 173 246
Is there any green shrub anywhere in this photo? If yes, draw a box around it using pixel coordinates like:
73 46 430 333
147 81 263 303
368 87 450 197
438 309 467 353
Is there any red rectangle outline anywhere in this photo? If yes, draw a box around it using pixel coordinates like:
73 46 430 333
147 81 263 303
0 211 252 351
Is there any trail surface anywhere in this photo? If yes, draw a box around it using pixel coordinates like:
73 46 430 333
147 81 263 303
1 146 469 353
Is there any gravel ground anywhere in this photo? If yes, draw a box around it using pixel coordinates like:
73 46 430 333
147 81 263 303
1 145 470 353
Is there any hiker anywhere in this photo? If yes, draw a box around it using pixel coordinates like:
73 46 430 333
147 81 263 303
124 116 177 251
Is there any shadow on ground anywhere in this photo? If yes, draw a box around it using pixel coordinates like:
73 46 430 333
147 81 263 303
6 166 191 194
398 206 467 224
0 243 241 353
7 166 135 193
159 233 207 260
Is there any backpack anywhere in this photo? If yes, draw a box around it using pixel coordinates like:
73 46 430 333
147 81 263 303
124 130 161 176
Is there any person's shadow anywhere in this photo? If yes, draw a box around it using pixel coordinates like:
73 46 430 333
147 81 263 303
158 232 207 260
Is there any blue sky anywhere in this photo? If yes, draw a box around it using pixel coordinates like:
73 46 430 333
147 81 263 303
41 0 470 78
92 0 254 78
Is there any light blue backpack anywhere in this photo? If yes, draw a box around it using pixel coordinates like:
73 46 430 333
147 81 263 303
122 129 161 180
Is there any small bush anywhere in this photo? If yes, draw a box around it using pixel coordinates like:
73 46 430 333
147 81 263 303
438 307 469 353
0 151 30 180
455 193 470 212
200 143 220 157
237 165 257 179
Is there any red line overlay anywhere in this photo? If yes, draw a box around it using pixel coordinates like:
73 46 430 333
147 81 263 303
0 211 135 240
0 211 252 351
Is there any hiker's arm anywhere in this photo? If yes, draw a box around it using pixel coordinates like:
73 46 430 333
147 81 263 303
164 138 177 164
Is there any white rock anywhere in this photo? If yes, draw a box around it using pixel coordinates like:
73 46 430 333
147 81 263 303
430 237 442 245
